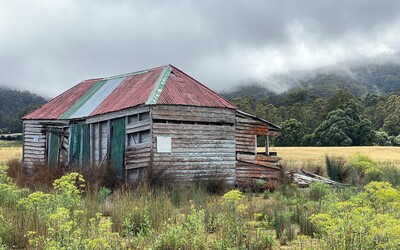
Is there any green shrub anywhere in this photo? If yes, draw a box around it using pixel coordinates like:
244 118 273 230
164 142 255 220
309 182 330 201
347 153 383 184
263 190 271 199
154 207 207 249
381 164 400 187
122 207 152 237
311 181 400 249
222 189 244 204
325 155 349 183
274 210 295 245
253 179 266 194
98 187 112 203
249 229 274 250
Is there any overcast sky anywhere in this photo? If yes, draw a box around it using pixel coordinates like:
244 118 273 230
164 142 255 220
1 0 400 97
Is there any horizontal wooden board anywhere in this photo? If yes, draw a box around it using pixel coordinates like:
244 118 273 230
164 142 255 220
24 142 46 147
24 154 45 159
153 162 235 168
152 105 235 115
125 148 150 157
126 119 150 129
126 124 151 134
153 123 235 132
87 105 149 124
153 155 234 162
125 162 150 170
126 142 151 151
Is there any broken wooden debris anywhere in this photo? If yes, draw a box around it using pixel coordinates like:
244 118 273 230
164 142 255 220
291 169 347 187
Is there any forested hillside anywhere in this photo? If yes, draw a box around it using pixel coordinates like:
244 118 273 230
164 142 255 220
223 63 400 146
0 87 46 133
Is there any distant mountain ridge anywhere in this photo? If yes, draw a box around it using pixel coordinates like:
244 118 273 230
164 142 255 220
221 63 400 106
0 86 46 133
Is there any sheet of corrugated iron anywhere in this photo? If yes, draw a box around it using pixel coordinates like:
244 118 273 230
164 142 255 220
23 79 102 120
59 79 108 119
91 67 163 116
68 77 125 119
24 64 237 120
157 67 236 109
146 66 171 105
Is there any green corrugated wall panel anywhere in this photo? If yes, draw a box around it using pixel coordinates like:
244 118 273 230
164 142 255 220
60 79 107 119
48 132 59 166
68 123 89 166
69 124 81 165
110 118 125 177
81 124 89 166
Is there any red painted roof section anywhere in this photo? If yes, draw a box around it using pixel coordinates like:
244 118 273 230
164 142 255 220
157 66 236 109
23 78 101 120
91 67 163 116
23 65 236 120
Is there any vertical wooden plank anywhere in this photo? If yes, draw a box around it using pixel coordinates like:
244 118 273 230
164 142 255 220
110 118 125 177
22 122 25 165
149 107 154 174
89 123 94 167
107 120 111 165
265 135 270 156
48 132 59 166
98 122 102 163
81 124 89 166
125 117 129 180
79 125 83 166
68 124 81 165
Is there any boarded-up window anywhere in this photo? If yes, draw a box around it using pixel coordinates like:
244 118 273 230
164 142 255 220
128 130 150 146
126 111 151 148
157 136 171 153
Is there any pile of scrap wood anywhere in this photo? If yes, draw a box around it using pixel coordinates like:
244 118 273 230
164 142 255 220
291 169 347 187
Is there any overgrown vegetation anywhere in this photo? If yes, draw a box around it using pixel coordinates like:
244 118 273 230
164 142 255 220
0 86 46 134
224 64 400 146
1 153 400 249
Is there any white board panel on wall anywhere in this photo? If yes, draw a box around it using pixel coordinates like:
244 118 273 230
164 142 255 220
157 136 171 153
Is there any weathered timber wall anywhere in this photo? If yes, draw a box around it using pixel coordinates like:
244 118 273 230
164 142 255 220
23 120 69 168
23 121 47 168
152 105 236 124
236 115 271 154
124 107 151 181
90 121 109 166
59 128 69 164
236 160 281 187
151 106 236 183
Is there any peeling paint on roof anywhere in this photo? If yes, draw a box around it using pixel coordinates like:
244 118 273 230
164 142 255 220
59 79 107 119
69 77 124 119
145 66 172 105
23 65 237 120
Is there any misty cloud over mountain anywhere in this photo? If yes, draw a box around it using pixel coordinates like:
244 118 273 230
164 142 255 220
1 0 400 97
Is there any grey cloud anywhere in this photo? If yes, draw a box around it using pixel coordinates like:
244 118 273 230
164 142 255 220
1 0 400 97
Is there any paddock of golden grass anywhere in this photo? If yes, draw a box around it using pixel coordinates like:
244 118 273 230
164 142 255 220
260 146 400 170
0 140 22 164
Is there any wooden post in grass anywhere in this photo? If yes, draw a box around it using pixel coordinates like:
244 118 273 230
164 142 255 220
265 135 270 156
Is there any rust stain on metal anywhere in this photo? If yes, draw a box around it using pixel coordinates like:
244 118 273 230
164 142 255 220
23 78 102 120
24 65 237 120
91 68 163 116
157 67 236 109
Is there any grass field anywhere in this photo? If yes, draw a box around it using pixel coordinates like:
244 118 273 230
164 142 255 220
0 140 22 164
264 146 400 169
1 142 399 168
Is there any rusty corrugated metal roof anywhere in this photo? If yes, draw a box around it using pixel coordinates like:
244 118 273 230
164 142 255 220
23 78 102 120
23 65 237 120
91 67 163 116
158 67 236 109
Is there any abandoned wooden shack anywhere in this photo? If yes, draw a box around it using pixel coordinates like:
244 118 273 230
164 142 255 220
22 65 281 186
